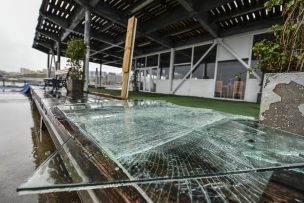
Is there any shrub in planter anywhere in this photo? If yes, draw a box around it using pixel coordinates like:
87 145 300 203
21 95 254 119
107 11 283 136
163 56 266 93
253 0 304 73
65 38 86 98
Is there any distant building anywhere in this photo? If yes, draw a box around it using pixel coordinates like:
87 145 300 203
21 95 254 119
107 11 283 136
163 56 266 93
20 68 47 78
20 68 36 75
88 71 122 86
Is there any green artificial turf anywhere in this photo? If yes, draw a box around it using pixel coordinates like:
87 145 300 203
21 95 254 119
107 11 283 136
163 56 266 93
89 87 260 119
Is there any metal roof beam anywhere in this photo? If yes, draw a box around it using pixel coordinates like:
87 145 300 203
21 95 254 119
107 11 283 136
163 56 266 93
195 0 233 12
35 30 123 60
94 1 173 48
60 0 100 42
76 26 118 46
36 29 60 41
141 6 192 34
39 12 122 48
99 22 114 32
40 12 69 29
220 17 282 37
127 0 154 15
212 4 265 23
176 0 219 38
34 41 54 50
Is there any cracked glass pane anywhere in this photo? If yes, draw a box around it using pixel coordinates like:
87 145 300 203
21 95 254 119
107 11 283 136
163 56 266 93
18 101 304 194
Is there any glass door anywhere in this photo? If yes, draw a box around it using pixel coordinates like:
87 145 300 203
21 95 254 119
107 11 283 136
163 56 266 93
138 70 144 91
144 69 151 92
151 68 158 92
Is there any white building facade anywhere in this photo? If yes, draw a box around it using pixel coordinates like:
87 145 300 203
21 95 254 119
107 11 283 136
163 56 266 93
133 31 269 103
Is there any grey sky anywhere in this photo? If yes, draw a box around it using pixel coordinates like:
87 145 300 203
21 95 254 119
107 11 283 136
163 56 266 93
0 0 120 73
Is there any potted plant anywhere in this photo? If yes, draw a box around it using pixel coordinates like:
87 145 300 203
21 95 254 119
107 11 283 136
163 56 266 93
65 38 86 98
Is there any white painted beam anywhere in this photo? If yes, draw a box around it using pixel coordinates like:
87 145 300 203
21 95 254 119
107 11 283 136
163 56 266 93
217 39 261 82
172 41 217 94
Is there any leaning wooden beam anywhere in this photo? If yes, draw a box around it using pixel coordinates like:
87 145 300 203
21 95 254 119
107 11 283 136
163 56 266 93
121 16 137 99
91 92 127 100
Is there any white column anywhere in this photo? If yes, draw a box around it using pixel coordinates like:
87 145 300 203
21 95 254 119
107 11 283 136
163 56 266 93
56 41 61 70
84 8 91 92
99 64 102 86
95 67 98 88
169 48 174 91
47 53 50 78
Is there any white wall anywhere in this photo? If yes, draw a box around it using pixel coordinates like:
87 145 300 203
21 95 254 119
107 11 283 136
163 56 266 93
170 79 215 98
139 32 263 103
172 80 190 96
156 80 171 94
245 79 260 102
217 35 252 61
188 79 215 98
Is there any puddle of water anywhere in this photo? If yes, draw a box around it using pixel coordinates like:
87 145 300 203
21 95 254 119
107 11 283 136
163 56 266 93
0 93 80 203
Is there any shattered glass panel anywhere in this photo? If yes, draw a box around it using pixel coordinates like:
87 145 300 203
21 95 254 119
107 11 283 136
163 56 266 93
18 101 304 194
138 169 304 203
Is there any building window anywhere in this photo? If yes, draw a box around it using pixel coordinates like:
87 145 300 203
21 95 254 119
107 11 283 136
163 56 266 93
250 33 275 79
175 48 192 64
159 52 170 80
146 54 158 67
215 60 248 100
249 60 263 79
136 57 146 68
173 65 191 79
192 44 217 79
151 68 157 92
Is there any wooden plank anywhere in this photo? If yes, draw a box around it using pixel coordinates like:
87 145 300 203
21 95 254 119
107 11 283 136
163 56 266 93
92 92 127 100
121 16 137 99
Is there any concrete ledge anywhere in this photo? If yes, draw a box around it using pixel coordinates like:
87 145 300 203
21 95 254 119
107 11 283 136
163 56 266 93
260 72 304 135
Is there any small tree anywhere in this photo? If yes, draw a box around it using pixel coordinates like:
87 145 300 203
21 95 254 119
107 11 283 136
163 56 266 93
253 0 304 72
65 38 86 80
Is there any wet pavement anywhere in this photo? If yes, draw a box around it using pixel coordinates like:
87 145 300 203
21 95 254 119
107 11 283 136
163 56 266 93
0 93 80 203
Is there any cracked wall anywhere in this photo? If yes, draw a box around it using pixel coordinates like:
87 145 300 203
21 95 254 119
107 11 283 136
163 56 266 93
260 72 304 135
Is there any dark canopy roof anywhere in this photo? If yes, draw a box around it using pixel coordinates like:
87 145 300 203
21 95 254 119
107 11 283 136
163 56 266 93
33 0 282 67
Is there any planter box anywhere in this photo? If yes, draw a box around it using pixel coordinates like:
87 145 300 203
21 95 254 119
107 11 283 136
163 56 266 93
67 79 83 98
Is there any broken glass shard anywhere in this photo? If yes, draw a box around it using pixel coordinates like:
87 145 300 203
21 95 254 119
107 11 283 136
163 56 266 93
18 101 304 194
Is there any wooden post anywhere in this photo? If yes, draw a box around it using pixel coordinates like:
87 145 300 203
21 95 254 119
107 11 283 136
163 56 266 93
121 16 137 99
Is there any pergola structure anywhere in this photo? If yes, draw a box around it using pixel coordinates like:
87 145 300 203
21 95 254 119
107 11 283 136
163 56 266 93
33 0 282 73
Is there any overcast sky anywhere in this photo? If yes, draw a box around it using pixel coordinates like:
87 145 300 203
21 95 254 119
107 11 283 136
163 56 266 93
0 0 120 73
